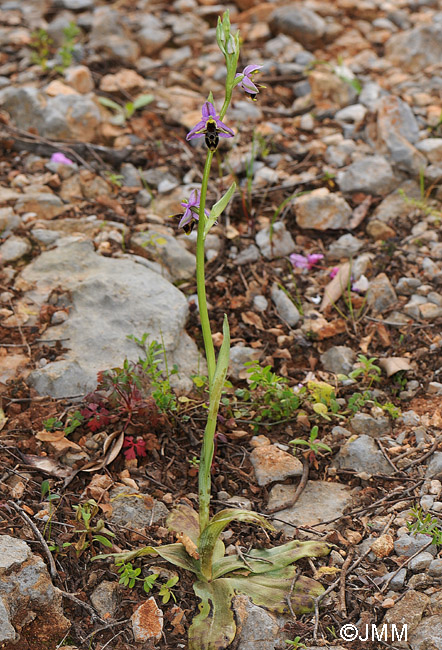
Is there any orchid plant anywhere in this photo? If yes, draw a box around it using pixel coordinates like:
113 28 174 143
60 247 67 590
95 12 329 649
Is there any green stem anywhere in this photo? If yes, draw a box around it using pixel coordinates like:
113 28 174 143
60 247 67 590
196 150 216 387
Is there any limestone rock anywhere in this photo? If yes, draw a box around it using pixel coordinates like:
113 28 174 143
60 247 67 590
16 241 200 397
250 444 303 486
0 535 70 647
337 156 398 195
294 188 352 230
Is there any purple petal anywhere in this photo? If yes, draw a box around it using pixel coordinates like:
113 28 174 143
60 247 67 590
202 101 216 119
243 64 262 76
215 118 234 136
186 120 207 140
241 77 259 94
50 152 73 165
188 189 199 206
290 254 309 269
306 253 324 268
178 209 193 228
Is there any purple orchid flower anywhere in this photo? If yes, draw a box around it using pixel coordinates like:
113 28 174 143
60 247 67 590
290 253 324 270
179 189 210 233
186 101 234 151
50 152 73 165
235 64 265 100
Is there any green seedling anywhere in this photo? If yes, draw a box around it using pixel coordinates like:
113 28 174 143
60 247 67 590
128 333 177 412
72 499 115 555
54 22 80 73
348 354 381 387
285 638 307 650
30 28 53 70
98 94 154 126
290 425 332 458
245 360 302 423
407 506 442 545
41 479 61 543
94 12 330 650
116 562 178 602
104 172 124 187
306 381 341 421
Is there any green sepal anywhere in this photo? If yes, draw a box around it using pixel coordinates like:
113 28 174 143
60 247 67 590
204 182 236 238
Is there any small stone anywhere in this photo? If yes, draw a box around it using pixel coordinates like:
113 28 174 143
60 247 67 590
229 345 261 380
428 382 442 395
394 533 436 557
333 434 393 475
382 590 429 642
385 23 442 74
350 413 391 438
384 568 407 591
253 295 268 312
270 5 325 49
426 452 442 479
90 581 120 619
0 207 21 236
335 104 367 123
371 534 394 558
271 283 300 327
235 244 260 266
0 236 31 263
429 559 442 577
320 346 355 375
328 233 363 258
250 444 303 486
255 222 295 259
131 231 195 282
337 156 398 195
419 303 442 320
138 25 171 56
396 277 421 296
366 273 397 314
416 138 442 163
409 552 434 573
294 188 352 230
64 65 94 93
299 113 314 131
131 597 163 642
270 480 353 533
366 220 396 240
410 615 442 650
109 487 169 527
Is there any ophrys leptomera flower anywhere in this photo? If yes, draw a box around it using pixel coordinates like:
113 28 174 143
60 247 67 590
186 101 234 152
179 188 210 234
235 64 265 100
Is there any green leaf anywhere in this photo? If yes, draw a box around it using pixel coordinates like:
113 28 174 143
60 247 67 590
133 93 154 110
41 480 50 497
93 542 199 575
167 504 200 545
313 403 330 419
189 579 236 650
199 508 274 580
212 539 329 579
93 535 114 548
210 315 230 399
204 183 236 237
228 567 325 615
98 97 123 112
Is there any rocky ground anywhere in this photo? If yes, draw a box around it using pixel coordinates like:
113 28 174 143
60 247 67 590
1 0 442 649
